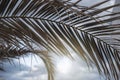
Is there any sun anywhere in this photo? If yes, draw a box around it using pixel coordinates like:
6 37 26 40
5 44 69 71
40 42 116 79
56 57 72 74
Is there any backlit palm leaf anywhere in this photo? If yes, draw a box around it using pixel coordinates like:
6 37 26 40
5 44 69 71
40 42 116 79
0 0 120 80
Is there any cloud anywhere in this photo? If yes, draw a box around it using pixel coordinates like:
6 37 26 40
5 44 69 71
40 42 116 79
0 54 48 80
54 55 105 80
0 53 105 80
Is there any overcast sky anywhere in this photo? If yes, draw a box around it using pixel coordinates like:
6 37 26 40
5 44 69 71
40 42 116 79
0 0 116 80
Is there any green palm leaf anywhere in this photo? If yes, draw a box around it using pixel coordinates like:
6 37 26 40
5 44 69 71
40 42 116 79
0 0 120 80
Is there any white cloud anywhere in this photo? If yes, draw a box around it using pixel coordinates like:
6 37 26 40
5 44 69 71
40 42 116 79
0 54 47 80
54 55 105 80
0 54 105 80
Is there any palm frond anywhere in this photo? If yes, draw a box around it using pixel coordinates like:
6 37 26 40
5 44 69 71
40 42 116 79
0 0 120 80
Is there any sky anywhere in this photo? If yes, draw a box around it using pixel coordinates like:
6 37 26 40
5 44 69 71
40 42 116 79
0 54 105 80
0 0 116 80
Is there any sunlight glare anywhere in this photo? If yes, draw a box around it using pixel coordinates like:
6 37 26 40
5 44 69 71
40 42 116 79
56 57 72 74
